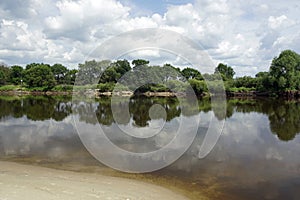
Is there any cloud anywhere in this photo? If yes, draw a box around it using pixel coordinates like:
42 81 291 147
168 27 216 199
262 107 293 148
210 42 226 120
0 0 299 76
0 0 37 19
44 0 130 41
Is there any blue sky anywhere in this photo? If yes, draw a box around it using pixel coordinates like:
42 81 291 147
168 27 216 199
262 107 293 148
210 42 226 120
0 0 299 76
121 0 194 15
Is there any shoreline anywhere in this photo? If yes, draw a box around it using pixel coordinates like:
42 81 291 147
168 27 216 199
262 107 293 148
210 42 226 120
0 89 276 99
0 161 190 200
2 88 300 99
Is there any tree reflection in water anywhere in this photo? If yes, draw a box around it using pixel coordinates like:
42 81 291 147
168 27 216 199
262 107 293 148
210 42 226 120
0 95 300 141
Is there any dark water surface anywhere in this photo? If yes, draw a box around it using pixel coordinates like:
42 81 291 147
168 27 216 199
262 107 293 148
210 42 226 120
1 95 300 199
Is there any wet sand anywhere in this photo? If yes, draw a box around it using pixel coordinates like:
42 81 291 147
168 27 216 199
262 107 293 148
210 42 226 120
0 161 189 200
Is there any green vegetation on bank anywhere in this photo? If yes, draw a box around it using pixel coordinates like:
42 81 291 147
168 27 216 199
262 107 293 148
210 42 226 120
0 49 300 96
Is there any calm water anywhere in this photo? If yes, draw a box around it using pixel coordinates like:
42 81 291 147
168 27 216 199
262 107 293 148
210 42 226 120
1 95 300 199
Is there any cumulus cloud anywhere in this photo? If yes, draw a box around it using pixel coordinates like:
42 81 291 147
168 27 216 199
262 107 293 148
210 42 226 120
0 0 299 75
44 0 130 40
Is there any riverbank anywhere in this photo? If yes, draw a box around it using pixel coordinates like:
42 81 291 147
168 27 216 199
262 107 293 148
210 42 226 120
0 161 189 200
2 86 300 99
0 89 193 97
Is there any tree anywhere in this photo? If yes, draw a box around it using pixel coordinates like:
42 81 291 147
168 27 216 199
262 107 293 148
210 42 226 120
76 60 111 85
64 69 78 85
234 76 256 88
255 72 273 92
114 59 131 75
25 63 42 70
24 64 56 88
0 70 5 86
51 64 68 84
99 60 131 83
99 67 120 83
132 59 149 68
269 50 300 91
0 65 11 85
188 79 208 96
10 65 24 85
215 63 235 80
181 67 203 80
160 64 181 82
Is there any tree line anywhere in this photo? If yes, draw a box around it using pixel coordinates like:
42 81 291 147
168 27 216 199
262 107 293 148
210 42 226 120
0 49 299 95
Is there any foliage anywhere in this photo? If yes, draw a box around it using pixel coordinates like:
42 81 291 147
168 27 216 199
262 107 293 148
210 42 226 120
215 63 235 81
166 80 189 92
97 82 116 92
51 85 74 91
64 69 78 85
234 76 256 88
113 84 130 92
10 65 24 85
228 87 256 92
51 64 68 84
1 49 300 95
0 65 11 85
132 59 149 68
0 85 20 91
182 67 203 80
188 79 208 95
269 50 300 91
76 60 110 85
24 63 56 88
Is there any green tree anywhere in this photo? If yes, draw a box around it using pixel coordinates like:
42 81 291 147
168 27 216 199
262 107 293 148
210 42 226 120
25 63 42 70
0 65 12 85
99 60 131 83
132 59 149 68
76 60 110 85
234 76 256 88
10 65 24 85
162 64 181 81
114 59 131 75
188 79 208 96
51 64 68 84
255 72 273 92
64 69 78 85
99 65 120 83
215 63 235 80
269 50 300 91
0 70 5 86
182 67 203 80
24 63 56 88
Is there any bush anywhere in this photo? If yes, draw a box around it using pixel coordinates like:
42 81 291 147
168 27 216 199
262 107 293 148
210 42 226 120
97 82 115 92
51 85 74 91
0 85 19 91
113 84 130 92
149 84 170 92
166 80 189 92
26 86 49 92
188 79 208 95
229 87 255 92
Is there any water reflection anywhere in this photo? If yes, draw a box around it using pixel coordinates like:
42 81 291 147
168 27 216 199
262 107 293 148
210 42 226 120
1 96 300 199
1 96 300 142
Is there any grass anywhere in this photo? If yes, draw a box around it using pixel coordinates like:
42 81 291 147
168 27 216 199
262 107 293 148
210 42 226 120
228 87 256 92
0 85 21 91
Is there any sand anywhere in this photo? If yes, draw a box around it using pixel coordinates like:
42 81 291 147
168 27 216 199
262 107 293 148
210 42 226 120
0 161 189 200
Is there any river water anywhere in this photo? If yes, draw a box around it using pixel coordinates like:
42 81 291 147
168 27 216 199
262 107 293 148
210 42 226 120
0 95 300 199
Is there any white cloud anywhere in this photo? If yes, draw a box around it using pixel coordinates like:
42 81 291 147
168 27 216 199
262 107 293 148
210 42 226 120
44 0 130 40
128 49 161 58
268 15 295 30
0 0 299 76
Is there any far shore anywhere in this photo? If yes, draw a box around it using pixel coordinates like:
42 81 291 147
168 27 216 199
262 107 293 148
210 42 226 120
2 88 300 99
0 161 190 200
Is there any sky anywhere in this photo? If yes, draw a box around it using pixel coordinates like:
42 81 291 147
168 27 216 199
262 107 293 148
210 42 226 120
0 0 299 76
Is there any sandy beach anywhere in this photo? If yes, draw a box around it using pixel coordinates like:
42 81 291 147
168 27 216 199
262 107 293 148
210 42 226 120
0 161 189 200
